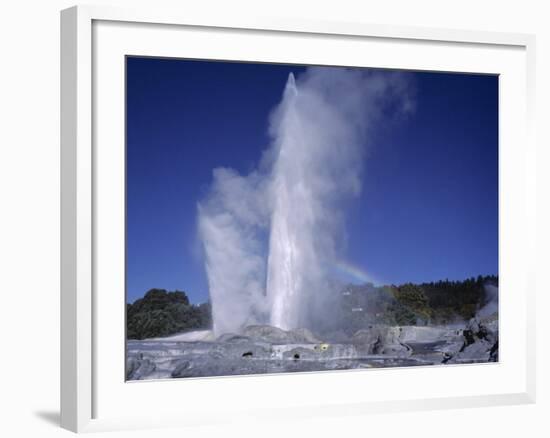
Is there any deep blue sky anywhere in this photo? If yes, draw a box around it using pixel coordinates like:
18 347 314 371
126 57 498 304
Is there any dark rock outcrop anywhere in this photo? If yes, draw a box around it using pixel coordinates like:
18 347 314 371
241 325 321 344
352 326 412 357
445 317 498 364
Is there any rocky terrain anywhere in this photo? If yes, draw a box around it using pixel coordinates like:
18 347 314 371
126 314 498 380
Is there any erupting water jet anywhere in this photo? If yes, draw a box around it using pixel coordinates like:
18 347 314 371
198 67 413 335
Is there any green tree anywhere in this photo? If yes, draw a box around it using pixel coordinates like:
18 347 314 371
127 289 212 339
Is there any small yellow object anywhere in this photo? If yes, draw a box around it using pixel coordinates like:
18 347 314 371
319 343 330 351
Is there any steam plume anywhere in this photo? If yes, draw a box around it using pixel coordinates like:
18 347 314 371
198 66 413 335
477 284 499 318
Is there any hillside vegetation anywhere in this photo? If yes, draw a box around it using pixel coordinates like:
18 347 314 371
127 275 498 339
340 275 498 333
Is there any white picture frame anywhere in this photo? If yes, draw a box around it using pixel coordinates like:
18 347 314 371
60 4 537 433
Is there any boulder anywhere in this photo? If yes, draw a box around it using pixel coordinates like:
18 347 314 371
446 338 493 364
242 325 321 344
126 357 156 380
398 326 463 343
242 325 292 343
216 333 252 343
445 317 499 364
291 327 322 343
352 326 412 357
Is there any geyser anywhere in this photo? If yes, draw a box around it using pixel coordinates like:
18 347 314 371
198 67 413 335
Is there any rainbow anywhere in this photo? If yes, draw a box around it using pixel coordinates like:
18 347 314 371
333 260 380 285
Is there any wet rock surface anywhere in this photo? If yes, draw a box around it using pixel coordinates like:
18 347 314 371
127 321 498 380
444 317 499 364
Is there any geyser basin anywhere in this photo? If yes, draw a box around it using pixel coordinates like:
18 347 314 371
126 57 499 381
199 67 416 335
127 318 498 380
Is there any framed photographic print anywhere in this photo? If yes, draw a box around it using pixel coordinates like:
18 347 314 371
61 5 536 433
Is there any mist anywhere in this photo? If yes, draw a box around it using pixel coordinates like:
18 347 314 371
198 66 414 335
477 284 499 319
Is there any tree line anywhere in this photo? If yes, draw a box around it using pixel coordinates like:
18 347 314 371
341 274 498 332
127 275 498 339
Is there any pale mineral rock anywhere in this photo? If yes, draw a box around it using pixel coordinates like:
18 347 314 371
127 316 498 380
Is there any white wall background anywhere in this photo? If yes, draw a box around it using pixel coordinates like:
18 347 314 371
0 0 547 436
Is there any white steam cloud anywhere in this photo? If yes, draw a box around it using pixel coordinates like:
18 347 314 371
198 67 414 335
477 284 499 319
